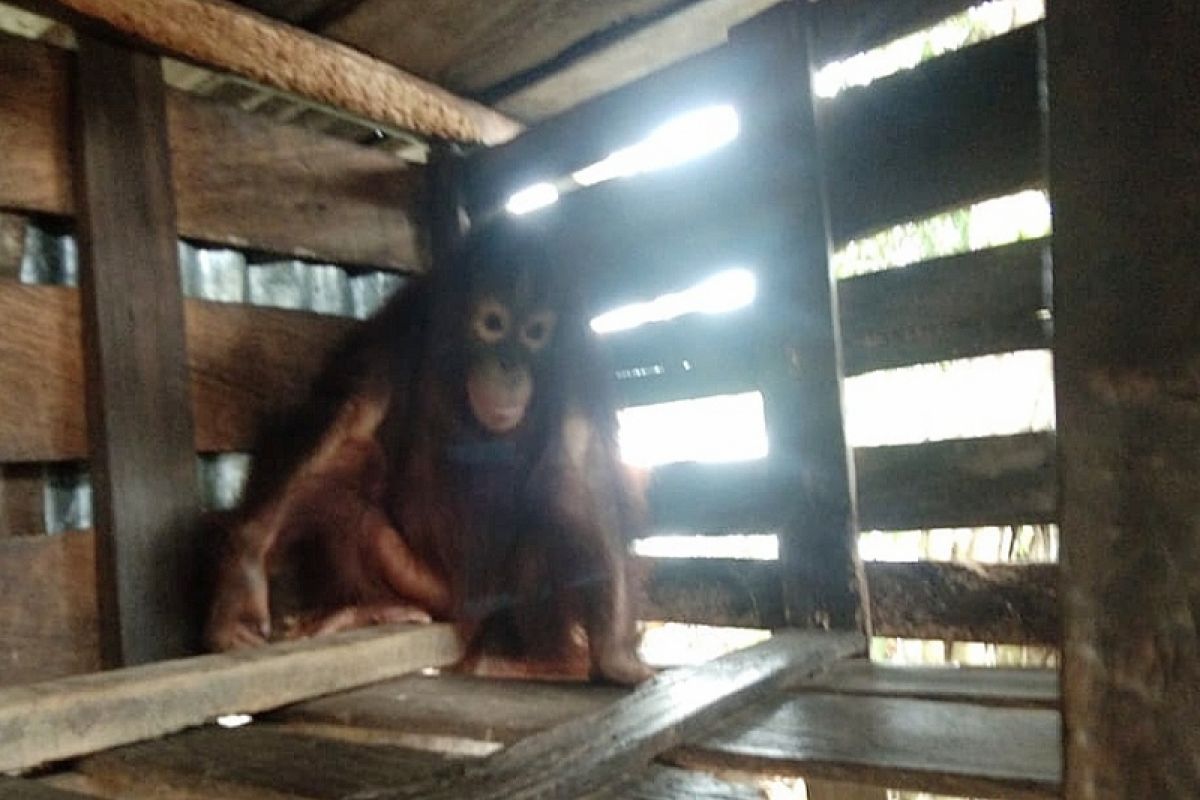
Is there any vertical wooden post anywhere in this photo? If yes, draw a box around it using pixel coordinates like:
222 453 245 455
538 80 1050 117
730 2 868 632
1046 1 1200 797
73 34 200 666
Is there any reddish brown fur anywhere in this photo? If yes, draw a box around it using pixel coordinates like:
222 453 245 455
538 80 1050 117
206 228 651 684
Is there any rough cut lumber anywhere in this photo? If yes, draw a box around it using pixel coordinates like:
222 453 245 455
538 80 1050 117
22 0 520 144
728 3 866 632
0 779 93 800
0 532 100 688
671 692 1061 799
73 34 200 665
1045 2 1200 797
799 662 1059 708
0 464 44 537
639 556 786 629
839 238 1051 376
0 623 461 773
374 631 863 799
804 782 886 800
0 33 424 270
0 284 354 462
868 561 1058 646
589 765 764 800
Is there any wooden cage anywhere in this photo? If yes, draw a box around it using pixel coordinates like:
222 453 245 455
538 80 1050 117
0 0 1196 797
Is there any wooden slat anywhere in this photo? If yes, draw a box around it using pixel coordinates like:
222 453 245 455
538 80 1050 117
589 765 764 800
639 556 785 629
805 781 886 800
868 561 1058 646
24 0 520 144
73 34 199 666
0 284 354 462
0 778 93 800
376 632 863 799
0 33 423 269
0 532 100 687
0 623 461 773
856 433 1057 531
799 662 1059 708
1045 1 1200 796
75 726 454 800
839 239 1051 376
671 692 1061 799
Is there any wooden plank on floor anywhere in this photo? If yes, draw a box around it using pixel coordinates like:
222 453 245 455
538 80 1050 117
73 34 199 666
804 781 886 800
0 33 424 270
587 765 763 800
271 672 623 746
376 631 863 799
27 0 519 144
0 284 354 462
0 531 100 687
0 624 461 773
671 692 1061 799
799 662 1059 708
840 238 1051 376
74 726 455 800
1045 1 1200 796
0 778 94 800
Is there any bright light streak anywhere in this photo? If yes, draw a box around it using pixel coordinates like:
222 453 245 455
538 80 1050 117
572 104 740 187
216 714 253 728
617 392 768 467
590 268 756 335
505 182 559 215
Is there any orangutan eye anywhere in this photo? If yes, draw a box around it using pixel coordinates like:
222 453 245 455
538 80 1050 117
472 300 511 344
519 311 557 351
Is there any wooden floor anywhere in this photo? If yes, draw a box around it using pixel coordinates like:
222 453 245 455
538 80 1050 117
1 633 1060 800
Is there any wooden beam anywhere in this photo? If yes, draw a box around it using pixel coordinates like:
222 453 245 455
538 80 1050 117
73 34 200 666
639 556 786 629
0 624 461 773
671 692 1061 799
1045 1 1200 797
0 778 93 800
0 465 44 537
377 631 863 799
20 0 520 144
799 662 1059 708
0 33 424 270
0 284 354 462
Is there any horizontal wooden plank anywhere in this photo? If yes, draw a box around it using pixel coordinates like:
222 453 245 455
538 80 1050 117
799 662 1059 708
670 692 1061 799
639 556 786 628
0 284 354 461
869 560 1058 646
0 33 424 269
26 0 520 144
378 632 863 799
0 778 93 800
0 531 101 687
856 433 1057 531
0 623 461 773
839 239 1051 376
823 25 1042 241
589 765 764 800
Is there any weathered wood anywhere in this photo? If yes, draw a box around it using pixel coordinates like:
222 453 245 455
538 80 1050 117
272 672 622 745
0 34 423 269
639 556 786 629
0 624 461 773
0 465 44 537
588 765 764 800
22 0 520 143
729 3 865 632
0 778 94 800
868 561 1058 646
1045 1 1200 797
75 726 454 799
856 433 1057 531
0 284 354 462
840 238 1051 376
0 532 100 688
376 631 863 799
73 35 199 666
804 781 886 800
799 662 1059 708
671 693 1061 799
0 212 26 279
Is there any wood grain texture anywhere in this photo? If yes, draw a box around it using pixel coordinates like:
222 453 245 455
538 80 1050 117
671 692 1061 799
587 765 764 799
0 464 44 537
868 561 1058 646
374 631 863 799
799 662 1059 708
804 781 886 800
0 778 95 800
1045 1 1200 797
73 35 200 666
25 0 519 144
0 532 101 688
0 284 354 462
839 238 1051 377
0 33 424 269
0 623 461 773
639 556 786 629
